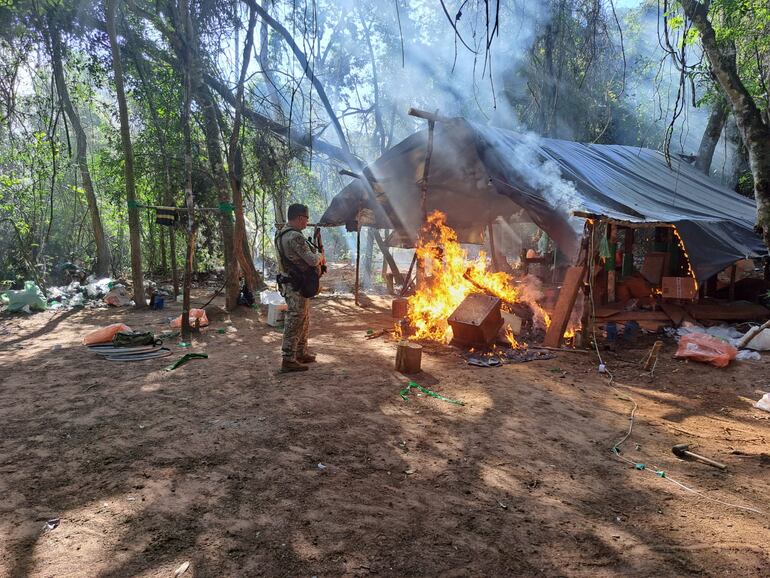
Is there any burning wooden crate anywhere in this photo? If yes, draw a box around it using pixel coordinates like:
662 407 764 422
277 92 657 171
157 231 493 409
448 293 504 346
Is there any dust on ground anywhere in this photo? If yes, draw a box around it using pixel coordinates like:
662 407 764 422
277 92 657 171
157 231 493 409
1 292 769 577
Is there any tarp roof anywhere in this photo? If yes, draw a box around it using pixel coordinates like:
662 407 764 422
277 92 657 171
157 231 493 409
320 118 766 281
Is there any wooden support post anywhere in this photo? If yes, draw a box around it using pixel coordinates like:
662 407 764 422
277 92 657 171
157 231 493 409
488 222 498 272
395 340 422 374
607 224 616 303
544 265 587 348
400 252 418 297
354 225 361 306
729 264 737 301
181 225 197 341
622 227 634 277
372 229 403 284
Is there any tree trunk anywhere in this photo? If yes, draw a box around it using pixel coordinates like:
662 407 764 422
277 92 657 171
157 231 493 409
180 0 195 340
228 4 266 293
128 40 179 296
725 116 750 191
695 98 728 175
48 20 111 276
106 0 145 306
196 85 240 310
681 0 770 246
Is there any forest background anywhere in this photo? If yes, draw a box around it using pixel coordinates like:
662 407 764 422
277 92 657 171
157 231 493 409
1 0 768 310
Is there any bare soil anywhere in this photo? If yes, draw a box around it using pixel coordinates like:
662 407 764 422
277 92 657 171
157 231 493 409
1 291 769 577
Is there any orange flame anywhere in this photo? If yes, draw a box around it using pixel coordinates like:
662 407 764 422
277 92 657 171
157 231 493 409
407 211 544 343
393 321 403 340
505 325 520 348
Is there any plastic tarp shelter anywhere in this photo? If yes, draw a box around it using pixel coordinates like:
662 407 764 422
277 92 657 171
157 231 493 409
320 117 766 282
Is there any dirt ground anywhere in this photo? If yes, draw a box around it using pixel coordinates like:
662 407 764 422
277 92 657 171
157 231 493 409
1 290 769 577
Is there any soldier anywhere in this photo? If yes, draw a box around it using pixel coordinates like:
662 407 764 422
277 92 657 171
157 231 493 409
275 203 325 373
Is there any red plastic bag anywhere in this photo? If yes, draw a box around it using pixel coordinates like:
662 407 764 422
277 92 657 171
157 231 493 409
170 308 209 329
674 333 737 368
82 323 132 346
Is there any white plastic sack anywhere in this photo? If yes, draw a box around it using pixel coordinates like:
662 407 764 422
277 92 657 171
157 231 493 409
84 277 112 298
260 290 285 306
736 350 761 361
754 393 770 413
104 286 131 307
743 328 770 351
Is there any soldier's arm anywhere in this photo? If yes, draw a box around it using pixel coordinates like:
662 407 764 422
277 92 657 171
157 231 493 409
288 232 322 267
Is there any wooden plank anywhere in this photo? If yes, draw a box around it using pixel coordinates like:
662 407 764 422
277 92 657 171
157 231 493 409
659 302 686 326
595 311 671 322
686 302 770 321
544 265 585 348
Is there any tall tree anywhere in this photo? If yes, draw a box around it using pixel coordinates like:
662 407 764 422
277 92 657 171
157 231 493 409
106 0 145 305
680 0 770 245
47 14 112 276
228 3 266 293
695 98 728 174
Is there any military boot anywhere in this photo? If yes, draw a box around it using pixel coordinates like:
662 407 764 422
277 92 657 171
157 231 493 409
296 352 317 363
280 359 309 373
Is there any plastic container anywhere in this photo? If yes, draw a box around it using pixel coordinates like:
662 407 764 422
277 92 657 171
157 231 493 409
267 303 288 327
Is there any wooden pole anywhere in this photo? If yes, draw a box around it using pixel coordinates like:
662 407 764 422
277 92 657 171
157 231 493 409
580 221 596 347
355 224 361 306
400 252 418 297
408 107 451 123
543 265 587 348
607 224 616 302
415 118 436 292
623 226 634 277
372 229 403 284
170 228 179 299
488 222 498 272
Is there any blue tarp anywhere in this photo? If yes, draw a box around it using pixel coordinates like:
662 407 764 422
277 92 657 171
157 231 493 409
321 118 766 281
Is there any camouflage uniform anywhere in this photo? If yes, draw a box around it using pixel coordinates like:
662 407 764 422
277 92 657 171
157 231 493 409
275 226 322 361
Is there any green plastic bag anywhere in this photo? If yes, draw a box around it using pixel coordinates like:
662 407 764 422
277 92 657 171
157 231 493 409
0 281 47 312
112 331 157 347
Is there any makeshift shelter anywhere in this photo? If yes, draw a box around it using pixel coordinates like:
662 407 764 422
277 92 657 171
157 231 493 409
321 116 766 283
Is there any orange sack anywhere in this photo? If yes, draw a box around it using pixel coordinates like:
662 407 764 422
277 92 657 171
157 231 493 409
82 323 132 346
674 333 737 368
170 308 209 329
